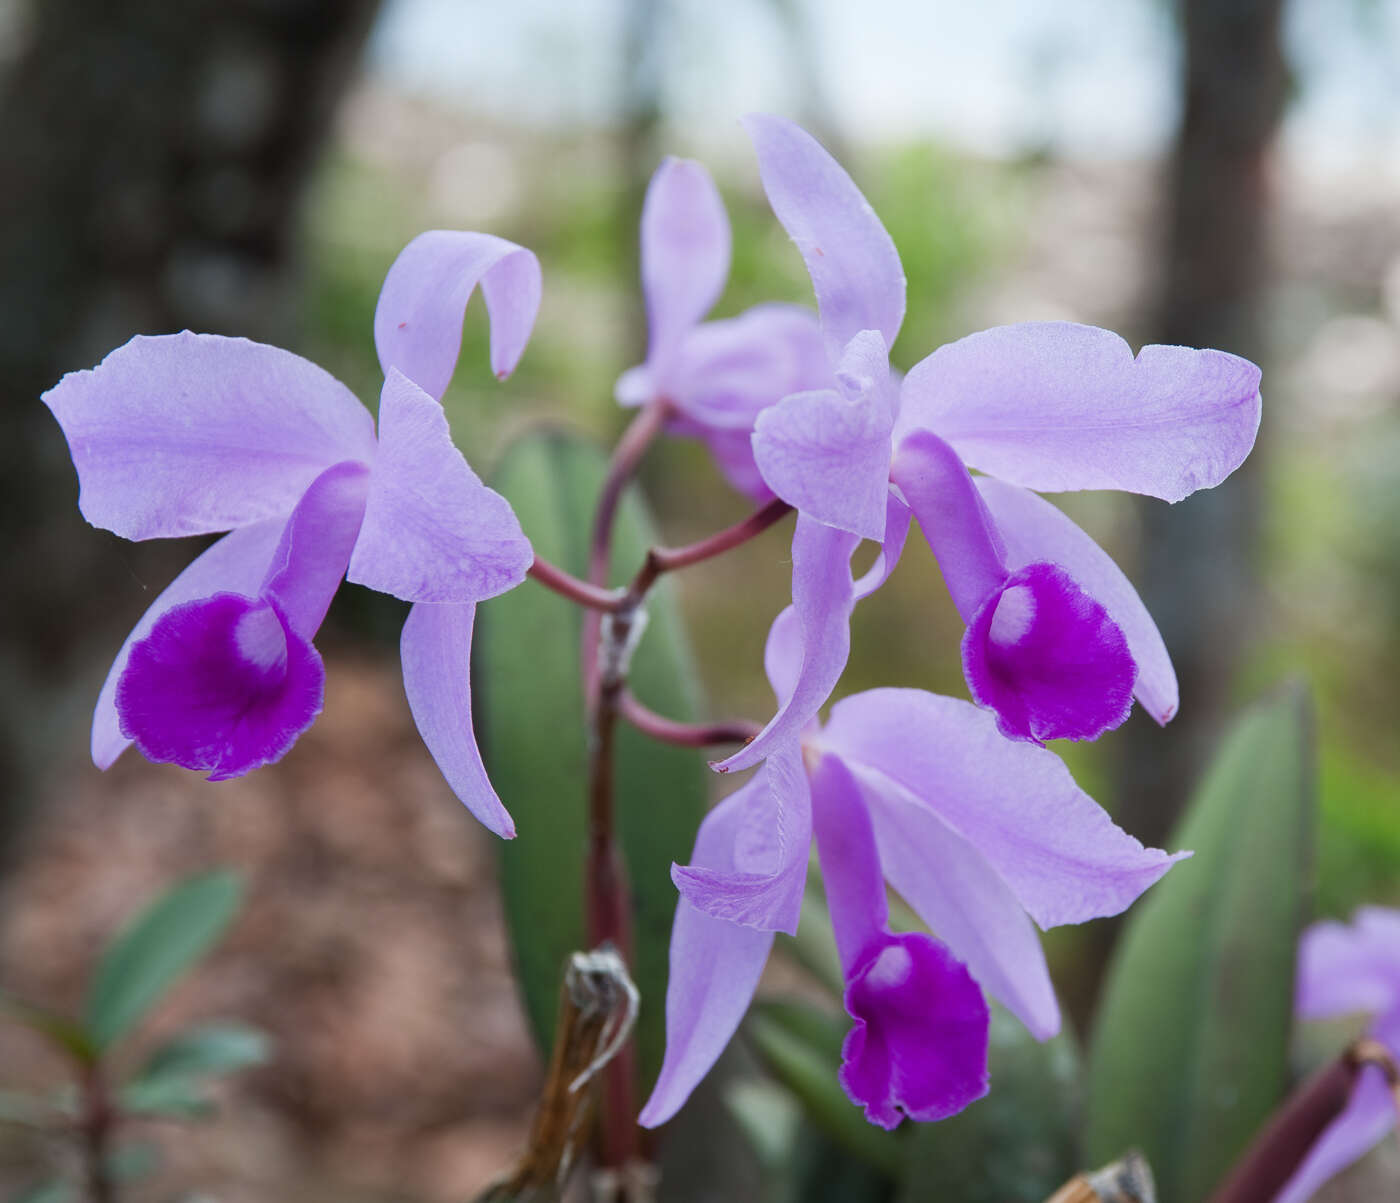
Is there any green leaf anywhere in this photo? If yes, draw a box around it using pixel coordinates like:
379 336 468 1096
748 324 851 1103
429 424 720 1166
0 992 96 1066
107 1143 159 1182
747 999 905 1178
137 1022 271 1083
895 1003 1080 1203
1083 687 1315 1203
7 1181 74 1203
84 871 243 1050
726 1079 803 1174
119 1075 217 1120
476 429 708 1088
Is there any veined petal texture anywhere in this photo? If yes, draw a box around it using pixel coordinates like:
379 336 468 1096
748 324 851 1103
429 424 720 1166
640 786 775 1128
898 322 1261 503
743 113 905 360
641 157 732 374
822 689 1184 932
850 756 1061 1040
713 517 860 772
751 330 895 541
42 333 376 540
400 601 514 839
348 370 532 604
374 229 541 399
674 744 811 935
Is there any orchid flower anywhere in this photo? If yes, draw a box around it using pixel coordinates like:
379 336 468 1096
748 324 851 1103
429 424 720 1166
640 608 1185 1129
1273 908 1400 1203
615 156 831 498
43 231 541 838
717 115 1262 773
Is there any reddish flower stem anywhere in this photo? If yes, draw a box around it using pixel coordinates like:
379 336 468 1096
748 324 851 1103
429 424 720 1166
619 690 761 748
582 400 672 703
624 498 792 601
80 1063 115 1203
527 555 623 612
1206 1039 1400 1203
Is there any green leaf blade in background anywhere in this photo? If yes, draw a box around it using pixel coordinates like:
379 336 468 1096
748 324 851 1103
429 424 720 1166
84 870 243 1051
896 1003 1080 1203
1084 687 1315 1203
476 428 708 1088
747 999 905 1179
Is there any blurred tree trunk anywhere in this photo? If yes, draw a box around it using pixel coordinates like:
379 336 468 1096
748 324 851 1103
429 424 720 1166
1112 1 1286 844
0 0 382 860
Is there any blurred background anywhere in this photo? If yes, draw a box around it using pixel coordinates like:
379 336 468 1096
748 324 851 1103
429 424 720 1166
1 0 1398 1199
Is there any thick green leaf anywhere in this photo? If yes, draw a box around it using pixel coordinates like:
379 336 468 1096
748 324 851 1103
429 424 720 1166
896 1003 1079 1203
84 871 243 1050
476 429 707 1087
1084 687 1314 1203
136 1022 270 1083
747 999 905 1178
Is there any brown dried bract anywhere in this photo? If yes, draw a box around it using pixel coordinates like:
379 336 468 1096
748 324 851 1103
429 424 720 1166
477 946 639 1201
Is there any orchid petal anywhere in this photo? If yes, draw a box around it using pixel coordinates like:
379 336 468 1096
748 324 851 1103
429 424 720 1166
93 521 286 769
976 477 1178 724
400 602 514 839
810 753 889 975
640 787 775 1128
751 331 895 540
348 370 532 603
898 322 1261 503
822 689 1185 930
810 755 989 1127
260 462 369 641
641 157 732 373
674 743 810 935
840 931 990 1128
1273 1066 1398 1203
890 428 1007 623
1297 912 1400 1021
962 561 1136 744
743 113 905 359
116 593 323 781
714 517 859 772
42 333 375 540
853 495 911 602
667 303 827 429
850 760 1060 1039
374 229 542 399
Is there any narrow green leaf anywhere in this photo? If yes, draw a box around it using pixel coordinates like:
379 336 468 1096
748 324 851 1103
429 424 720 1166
0 992 96 1066
477 429 708 1087
136 1022 270 1083
84 871 243 1050
1084 687 1315 1203
119 1075 217 1119
747 999 905 1178
7 1181 73 1203
726 1079 804 1173
896 1004 1080 1203
107 1142 159 1182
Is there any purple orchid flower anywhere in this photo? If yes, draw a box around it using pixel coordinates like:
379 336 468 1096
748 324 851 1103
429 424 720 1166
716 115 1262 772
615 156 831 498
43 231 541 838
1273 908 1400 1203
639 608 1186 1129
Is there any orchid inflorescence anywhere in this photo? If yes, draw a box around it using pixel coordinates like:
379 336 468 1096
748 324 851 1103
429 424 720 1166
43 116 1261 1139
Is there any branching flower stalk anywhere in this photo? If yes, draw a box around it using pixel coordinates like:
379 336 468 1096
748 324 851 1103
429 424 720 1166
40 113 1268 1196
